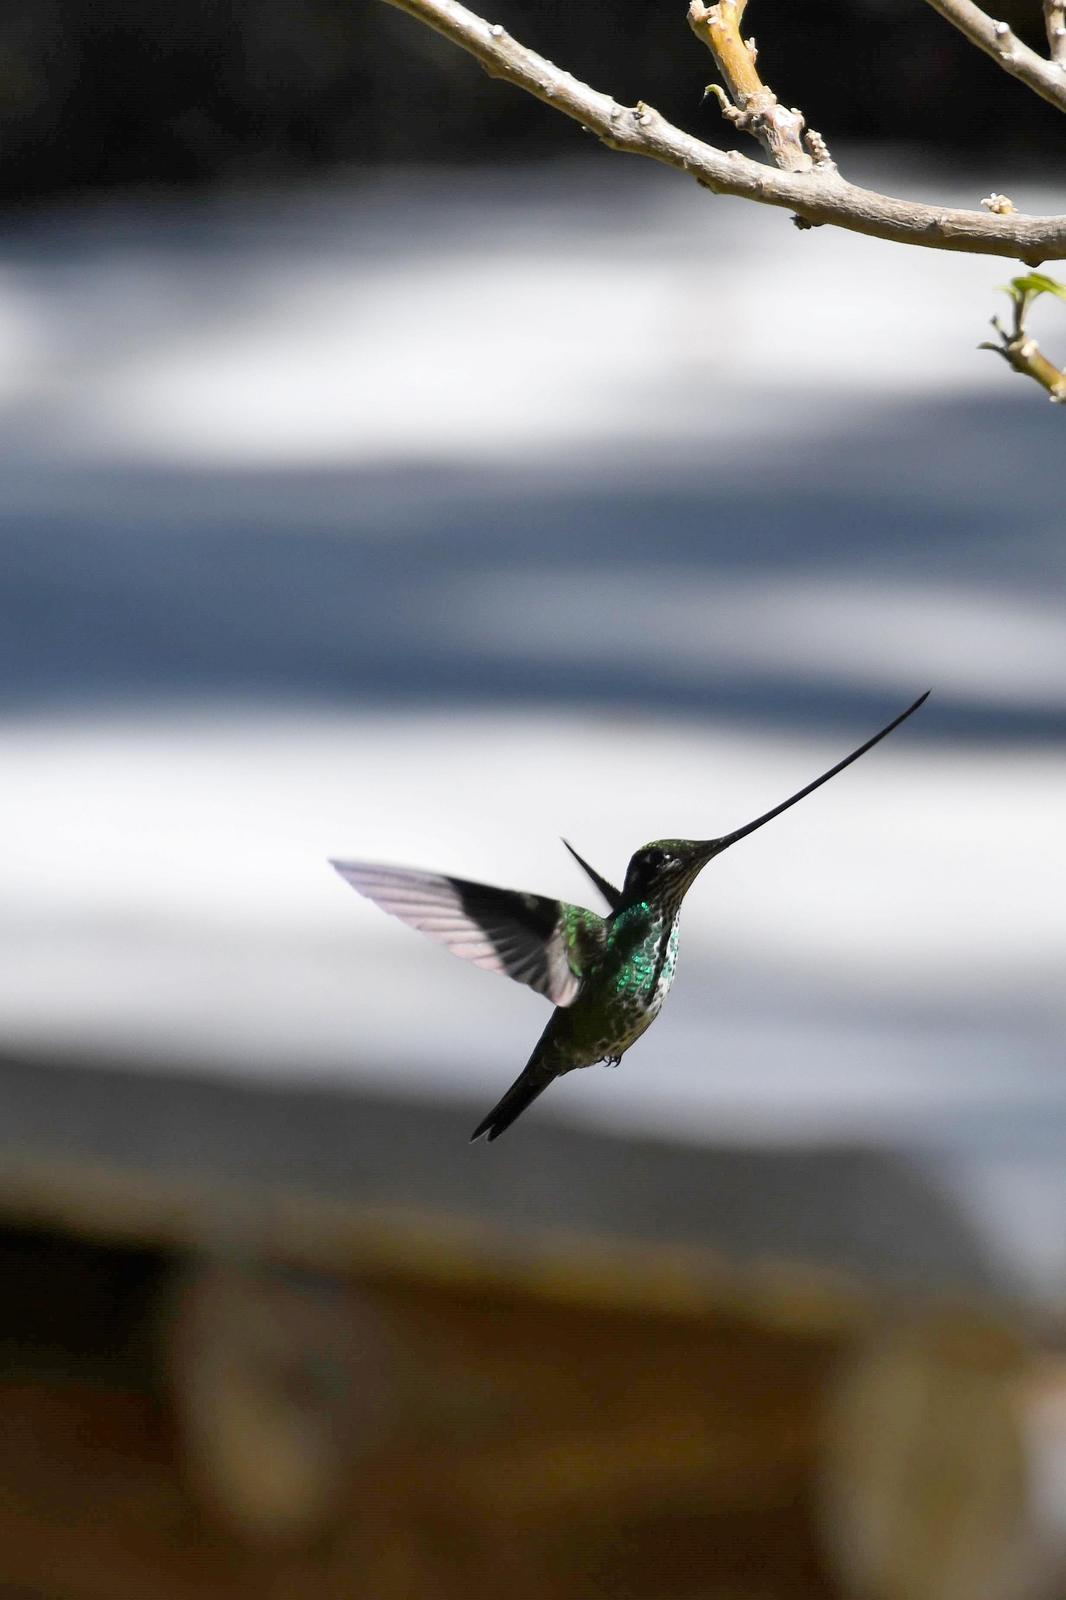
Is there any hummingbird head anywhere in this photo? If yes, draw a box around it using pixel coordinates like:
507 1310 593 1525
619 692 931 913
621 838 722 906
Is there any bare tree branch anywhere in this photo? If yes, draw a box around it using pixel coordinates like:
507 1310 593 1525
378 0 1066 261
1044 0 1066 64
981 321 1066 400
688 0 820 173
922 0 1066 113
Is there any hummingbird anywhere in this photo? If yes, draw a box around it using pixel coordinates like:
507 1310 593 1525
331 692 928 1143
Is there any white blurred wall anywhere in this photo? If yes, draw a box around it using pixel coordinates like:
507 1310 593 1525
0 157 1063 1289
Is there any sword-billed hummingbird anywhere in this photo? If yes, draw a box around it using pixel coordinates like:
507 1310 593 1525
331 692 928 1142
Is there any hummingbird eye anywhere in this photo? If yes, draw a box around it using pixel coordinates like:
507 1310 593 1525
643 848 666 871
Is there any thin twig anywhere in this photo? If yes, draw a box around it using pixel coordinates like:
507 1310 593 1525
378 0 1066 261
922 0 1066 113
980 316 1066 400
979 276 1066 401
1045 0 1066 64
688 0 818 173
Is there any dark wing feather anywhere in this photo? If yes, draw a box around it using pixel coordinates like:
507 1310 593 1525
561 839 622 912
330 859 605 1006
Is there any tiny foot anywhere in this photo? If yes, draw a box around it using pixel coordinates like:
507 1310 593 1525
604 1054 622 1068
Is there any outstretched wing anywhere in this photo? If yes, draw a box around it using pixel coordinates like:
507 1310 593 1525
330 859 605 1006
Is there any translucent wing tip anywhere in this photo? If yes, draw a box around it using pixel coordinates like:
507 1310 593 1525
330 858 362 888
330 857 375 887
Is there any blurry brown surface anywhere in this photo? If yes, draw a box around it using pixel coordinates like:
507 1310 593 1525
821 1320 1066 1600
0 1203 1064 1599
0 1057 1057 1599
0 1225 840 1600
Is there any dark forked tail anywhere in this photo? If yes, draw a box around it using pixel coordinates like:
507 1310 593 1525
470 1061 554 1143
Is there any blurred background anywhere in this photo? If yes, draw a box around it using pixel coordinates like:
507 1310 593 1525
0 1 1064 1597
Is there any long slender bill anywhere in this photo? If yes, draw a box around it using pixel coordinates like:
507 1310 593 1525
711 690 930 855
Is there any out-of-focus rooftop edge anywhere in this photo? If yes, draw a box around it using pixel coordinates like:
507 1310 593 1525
0 1047 1051 1324
0 1145 874 1336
